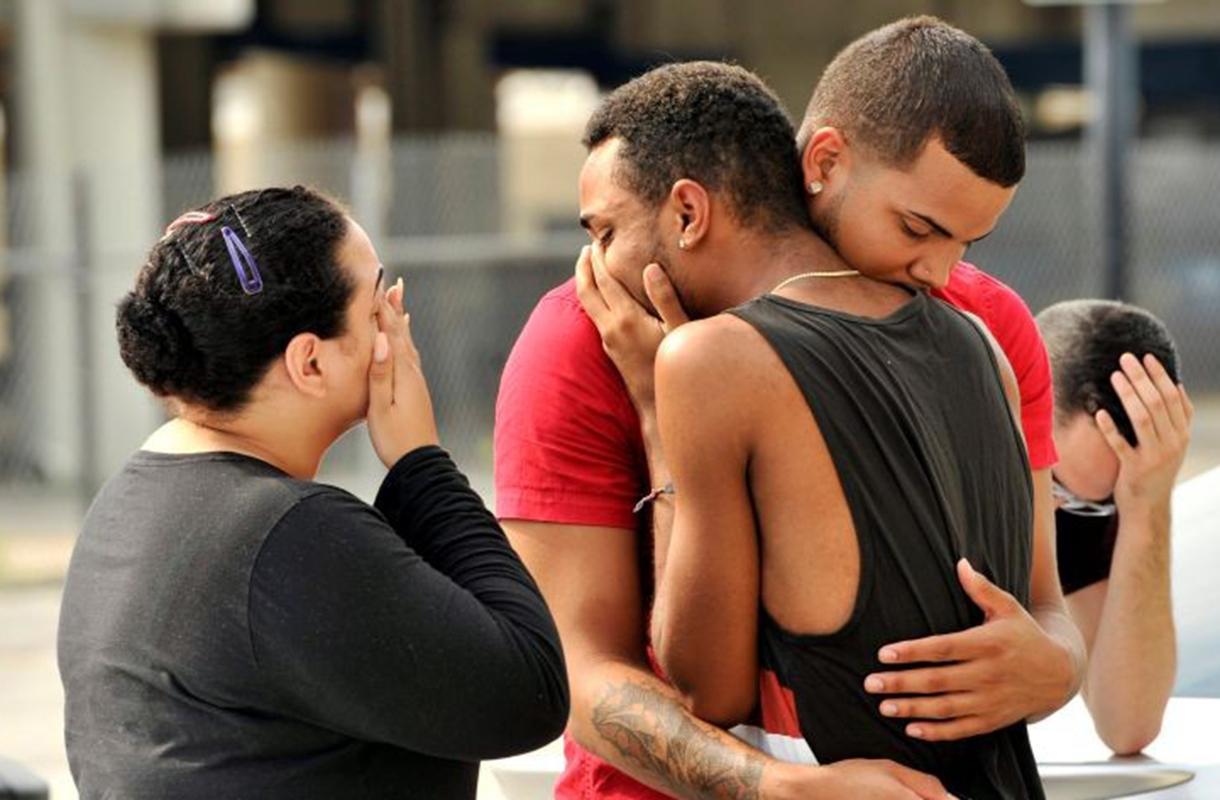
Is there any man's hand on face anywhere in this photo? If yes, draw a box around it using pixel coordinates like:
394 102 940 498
862 559 1076 742
574 243 689 416
1097 352 1193 516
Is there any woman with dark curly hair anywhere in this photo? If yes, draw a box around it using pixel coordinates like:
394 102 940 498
56 186 568 799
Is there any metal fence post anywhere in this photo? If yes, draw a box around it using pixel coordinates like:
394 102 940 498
1086 3 1138 301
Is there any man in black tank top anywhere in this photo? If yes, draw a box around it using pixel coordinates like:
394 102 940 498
571 60 1088 799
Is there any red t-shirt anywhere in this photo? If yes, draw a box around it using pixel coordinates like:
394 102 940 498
493 263 1056 800
495 281 648 531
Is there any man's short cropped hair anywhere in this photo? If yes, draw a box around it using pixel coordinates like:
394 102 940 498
583 61 810 234
1036 299 1180 446
798 16 1025 188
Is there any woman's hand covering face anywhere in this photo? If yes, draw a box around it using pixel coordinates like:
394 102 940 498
366 277 439 468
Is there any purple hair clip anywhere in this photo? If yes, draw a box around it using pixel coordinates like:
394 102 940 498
221 225 263 295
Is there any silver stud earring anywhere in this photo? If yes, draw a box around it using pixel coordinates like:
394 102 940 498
678 238 688 250
808 180 824 196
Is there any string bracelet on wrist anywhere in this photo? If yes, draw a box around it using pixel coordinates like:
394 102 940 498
633 482 675 514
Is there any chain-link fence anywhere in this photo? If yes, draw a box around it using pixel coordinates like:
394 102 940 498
970 139 1220 393
2 136 1219 504
0 169 81 488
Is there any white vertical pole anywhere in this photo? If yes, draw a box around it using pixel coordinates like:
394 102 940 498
13 0 81 483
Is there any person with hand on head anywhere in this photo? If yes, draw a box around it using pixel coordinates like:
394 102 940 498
1037 299 1192 754
57 186 568 800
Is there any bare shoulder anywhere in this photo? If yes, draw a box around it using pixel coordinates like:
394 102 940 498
655 314 776 435
656 314 772 381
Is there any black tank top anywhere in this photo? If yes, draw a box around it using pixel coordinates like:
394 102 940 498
731 291 1042 800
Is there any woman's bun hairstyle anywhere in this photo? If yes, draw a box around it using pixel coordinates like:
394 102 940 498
116 186 351 412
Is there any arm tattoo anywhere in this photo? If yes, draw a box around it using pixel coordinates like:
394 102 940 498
591 678 765 800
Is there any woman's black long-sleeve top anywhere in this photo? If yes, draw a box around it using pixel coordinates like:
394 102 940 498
58 445 569 799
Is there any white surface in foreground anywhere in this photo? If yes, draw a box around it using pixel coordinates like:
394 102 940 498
1030 696 1220 765
1169 465 1220 695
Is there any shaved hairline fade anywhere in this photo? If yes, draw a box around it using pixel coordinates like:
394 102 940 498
797 16 1026 188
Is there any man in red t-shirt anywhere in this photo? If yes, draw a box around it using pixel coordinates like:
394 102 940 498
496 20 1083 800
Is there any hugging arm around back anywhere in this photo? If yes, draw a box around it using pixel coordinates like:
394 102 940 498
643 314 950 800
982 317 1088 725
984 316 1087 721
494 285 952 799
952 320 1087 728
495 288 796 800
502 498 943 800
647 318 763 726
505 519 786 800
861 299 1086 741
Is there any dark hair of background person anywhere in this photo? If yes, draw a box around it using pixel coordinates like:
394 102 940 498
116 185 352 413
1037 299 1181 446
797 15 1026 188
582 60 811 235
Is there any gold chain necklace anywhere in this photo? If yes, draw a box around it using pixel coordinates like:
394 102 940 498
771 269 861 294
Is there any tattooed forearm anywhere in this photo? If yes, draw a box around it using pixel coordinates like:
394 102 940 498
591 678 765 800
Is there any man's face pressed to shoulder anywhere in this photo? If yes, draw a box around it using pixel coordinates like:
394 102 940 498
810 136 1016 291
578 139 671 314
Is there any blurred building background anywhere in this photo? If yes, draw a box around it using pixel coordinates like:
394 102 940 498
0 1 1218 797
0 0 1219 500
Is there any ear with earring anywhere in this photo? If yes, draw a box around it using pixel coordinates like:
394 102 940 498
807 180 824 196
